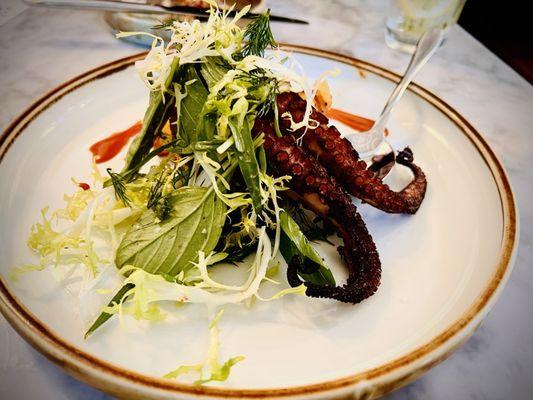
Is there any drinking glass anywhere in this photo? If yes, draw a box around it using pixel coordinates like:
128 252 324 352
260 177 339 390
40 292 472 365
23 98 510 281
385 0 467 52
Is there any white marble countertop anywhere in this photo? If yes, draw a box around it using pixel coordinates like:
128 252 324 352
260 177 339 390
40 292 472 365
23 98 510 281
1 0 532 399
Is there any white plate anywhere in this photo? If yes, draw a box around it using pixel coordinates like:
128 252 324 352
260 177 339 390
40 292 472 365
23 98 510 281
0 46 518 399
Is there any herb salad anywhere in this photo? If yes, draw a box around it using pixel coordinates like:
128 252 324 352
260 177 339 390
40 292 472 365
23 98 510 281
14 3 340 384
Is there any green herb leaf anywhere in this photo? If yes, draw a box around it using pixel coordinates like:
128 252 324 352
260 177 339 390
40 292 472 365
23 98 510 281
279 211 336 286
239 11 276 58
116 187 226 277
229 115 262 213
179 65 210 145
146 171 165 210
104 139 182 189
85 283 135 339
122 57 181 173
107 168 130 206
200 57 230 89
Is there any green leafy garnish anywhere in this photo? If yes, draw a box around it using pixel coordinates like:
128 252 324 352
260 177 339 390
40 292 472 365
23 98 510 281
146 171 173 220
85 283 135 339
164 310 244 385
106 168 130 207
279 211 336 286
200 57 230 89
146 172 165 210
123 57 181 173
283 200 332 243
178 65 210 145
223 240 257 264
229 115 262 213
116 187 226 277
239 11 276 58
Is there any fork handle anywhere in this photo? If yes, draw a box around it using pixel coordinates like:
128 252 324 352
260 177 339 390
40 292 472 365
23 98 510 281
352 27 446 155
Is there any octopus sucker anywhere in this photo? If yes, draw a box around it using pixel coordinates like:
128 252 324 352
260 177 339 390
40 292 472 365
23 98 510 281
253 118 381 304
275 92 427 215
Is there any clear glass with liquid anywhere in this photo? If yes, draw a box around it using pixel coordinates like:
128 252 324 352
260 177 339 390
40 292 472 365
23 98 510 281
385 0 467 52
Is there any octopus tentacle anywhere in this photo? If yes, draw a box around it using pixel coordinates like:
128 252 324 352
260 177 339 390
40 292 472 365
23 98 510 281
276 92 427 215
253 118 381 304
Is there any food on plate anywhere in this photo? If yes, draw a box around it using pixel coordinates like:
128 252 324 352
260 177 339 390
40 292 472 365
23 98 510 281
15 3 426 384
273 92 427 214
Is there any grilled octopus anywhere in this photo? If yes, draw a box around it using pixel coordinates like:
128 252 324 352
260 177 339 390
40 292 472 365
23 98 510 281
276 92 427 214
253 117 381 304
251 92 427 304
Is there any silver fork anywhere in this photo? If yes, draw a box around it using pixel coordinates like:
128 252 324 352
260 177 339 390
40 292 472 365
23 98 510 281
347 27 446 159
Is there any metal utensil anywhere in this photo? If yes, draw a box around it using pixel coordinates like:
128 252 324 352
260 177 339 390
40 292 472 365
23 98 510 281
346 27 446 157
23 0 308 24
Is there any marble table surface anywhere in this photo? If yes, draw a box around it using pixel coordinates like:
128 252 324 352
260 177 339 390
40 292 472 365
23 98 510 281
0 0 532 399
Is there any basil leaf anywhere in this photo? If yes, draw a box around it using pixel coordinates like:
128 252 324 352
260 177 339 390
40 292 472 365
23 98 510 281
116 187 226 277
279 211 336 286
179 65 210 144
122 57 181 173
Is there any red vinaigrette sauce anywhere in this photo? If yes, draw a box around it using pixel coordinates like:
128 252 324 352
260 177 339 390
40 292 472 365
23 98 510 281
89 121 142 164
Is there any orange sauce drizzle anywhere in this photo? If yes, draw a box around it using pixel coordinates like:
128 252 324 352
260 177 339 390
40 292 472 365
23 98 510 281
89 121 142 163
328 108 389 136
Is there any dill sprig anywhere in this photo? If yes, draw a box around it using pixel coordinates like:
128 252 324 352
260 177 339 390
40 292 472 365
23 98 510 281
235 67 279 117
239 10 276 58
257 82 279 118
147 172 165 210
147 170 175 221
107 168 131 207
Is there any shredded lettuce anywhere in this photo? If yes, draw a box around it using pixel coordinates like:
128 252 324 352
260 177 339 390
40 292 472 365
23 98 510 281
17 180 142 280
164 310 245 385
117 3 250 94
56 183 96 221
195 152 251 210
256 284 306 301
24 206 105 277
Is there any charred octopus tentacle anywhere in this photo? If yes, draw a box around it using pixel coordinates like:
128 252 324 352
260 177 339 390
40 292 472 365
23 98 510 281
276 92 427 214
253 118 381 304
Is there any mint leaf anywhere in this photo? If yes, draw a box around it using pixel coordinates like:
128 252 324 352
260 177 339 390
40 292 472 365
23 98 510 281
116 187 226 277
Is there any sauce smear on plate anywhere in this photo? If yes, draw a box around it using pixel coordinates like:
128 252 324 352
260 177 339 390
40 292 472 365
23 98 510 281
328 108 389 136
89 121 142 163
